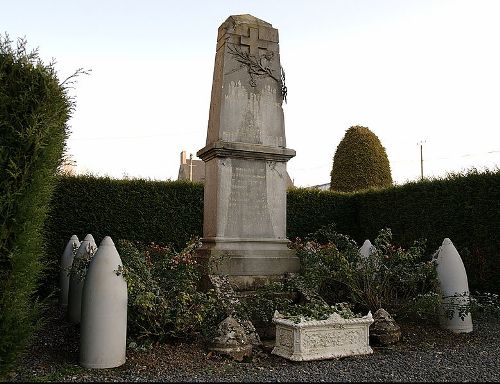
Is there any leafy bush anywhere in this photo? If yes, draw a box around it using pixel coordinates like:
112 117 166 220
470 291 500 321
330 125 393 192
43 175 204 295
406 290 500 324
116 238 223 341
0 35 75 374
292 225 437 317
68 241 97 282
236 281 295 330
356 168 500 293
278 301 357 323
236 279 357 327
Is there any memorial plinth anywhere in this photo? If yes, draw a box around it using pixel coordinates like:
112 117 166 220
197 14 299 289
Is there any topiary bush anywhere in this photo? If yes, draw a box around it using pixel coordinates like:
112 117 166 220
0 35 77 374
330 125 393 192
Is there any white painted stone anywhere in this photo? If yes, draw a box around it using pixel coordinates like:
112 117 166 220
272 311 374 361
80 236 127 369
60 235 80 307
359 239 375 258
67 234 96 324
435 238 473 333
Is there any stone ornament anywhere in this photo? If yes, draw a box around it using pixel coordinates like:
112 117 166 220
272 311 374 361
67 233 96 324
369 308 401 346
59 235 80 307
434 238 473 333
80 236 127 369
210 316 253 362
359 239 375 258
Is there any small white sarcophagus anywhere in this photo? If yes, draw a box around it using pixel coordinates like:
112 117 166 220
272 311 374 361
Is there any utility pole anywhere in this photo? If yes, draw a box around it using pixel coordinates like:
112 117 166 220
417 140 426 180
189 153 193 182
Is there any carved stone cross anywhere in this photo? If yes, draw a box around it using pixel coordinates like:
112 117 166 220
240 27 268 57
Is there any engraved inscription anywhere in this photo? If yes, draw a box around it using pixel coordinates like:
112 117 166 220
236 110 261 143
225 160 273 238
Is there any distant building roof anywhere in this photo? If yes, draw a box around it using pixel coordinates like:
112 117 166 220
178 151 205 183
309 183 330 190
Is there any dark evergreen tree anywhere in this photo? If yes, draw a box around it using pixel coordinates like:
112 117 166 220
0 34 81 374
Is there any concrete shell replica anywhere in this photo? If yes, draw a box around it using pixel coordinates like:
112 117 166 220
80 236 127 368
60 235 80 307
67 233 96 324
435 238 473 333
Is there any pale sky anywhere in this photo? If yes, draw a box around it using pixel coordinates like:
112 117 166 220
3 0 500 187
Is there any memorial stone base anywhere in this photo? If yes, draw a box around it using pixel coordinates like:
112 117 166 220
197 239 299 291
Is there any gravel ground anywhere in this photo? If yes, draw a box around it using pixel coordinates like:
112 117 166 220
6 301 500 382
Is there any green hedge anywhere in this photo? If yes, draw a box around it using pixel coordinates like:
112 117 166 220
354 169 500 293
46 169 500 295
286 188 358 240
46 175 204 254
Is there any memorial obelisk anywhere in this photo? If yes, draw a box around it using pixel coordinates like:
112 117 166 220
197 14 299 290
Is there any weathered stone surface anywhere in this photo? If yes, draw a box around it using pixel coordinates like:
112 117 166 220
272 311 374 361
203 14 287 147
435 238 473 333
207 274 261 347
369 308 401 346
210 316 253 361
196 14 298 289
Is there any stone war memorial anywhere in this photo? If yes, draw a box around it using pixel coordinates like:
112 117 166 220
197 14 299 291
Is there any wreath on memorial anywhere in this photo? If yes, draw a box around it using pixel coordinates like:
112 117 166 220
227 43 287 102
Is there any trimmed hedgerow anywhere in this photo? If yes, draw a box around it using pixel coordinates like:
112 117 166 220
0 35 74 374
286 187 358 241
46 175 204 252
354 168 500 293
46 168 500 296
